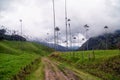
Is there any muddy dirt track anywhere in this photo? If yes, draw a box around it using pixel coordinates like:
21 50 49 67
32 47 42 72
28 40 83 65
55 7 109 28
43 58 81 80
26 57 101 80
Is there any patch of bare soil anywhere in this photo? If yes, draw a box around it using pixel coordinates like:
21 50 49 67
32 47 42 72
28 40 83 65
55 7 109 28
43 58 81 80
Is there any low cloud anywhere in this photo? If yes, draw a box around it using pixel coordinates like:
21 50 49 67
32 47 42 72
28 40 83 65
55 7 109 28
0 0 120 46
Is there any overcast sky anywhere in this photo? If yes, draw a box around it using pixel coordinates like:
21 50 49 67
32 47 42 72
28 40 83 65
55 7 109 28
0 0 120 47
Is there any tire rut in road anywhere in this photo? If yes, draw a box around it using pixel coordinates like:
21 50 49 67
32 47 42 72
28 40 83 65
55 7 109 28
43 58 81 80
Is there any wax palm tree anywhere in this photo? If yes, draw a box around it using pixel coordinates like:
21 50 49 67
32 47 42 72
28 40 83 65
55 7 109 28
68 19 71 49
47 33 50 47
104 26 108 50
84 24 89 29
55 27 60 49
84 24 89 50
52 0 56 49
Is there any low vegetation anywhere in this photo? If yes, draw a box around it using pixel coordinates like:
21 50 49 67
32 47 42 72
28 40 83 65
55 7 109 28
25 58 45 80
1 40 120 80
0 40 54 80
50 50 120 80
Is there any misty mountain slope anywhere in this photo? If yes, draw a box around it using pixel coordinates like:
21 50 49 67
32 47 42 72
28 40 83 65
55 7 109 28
35 41 71 51
79 30 120 50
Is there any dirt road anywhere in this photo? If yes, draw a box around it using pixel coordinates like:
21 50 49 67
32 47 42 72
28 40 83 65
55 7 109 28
43 58 81 80
26 57 101 80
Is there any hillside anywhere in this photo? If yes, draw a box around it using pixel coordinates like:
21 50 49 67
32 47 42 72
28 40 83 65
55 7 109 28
1 41 120 80
0 41 54 80
0 28 26 41
50 50 120 80
79 30 120 50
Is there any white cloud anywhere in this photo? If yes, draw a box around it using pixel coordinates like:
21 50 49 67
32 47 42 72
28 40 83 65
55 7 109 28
0 0 120 47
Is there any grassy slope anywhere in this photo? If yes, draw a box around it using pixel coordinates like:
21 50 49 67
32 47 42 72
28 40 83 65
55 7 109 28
51 50 120 80
25 58 45 80
0 40 53 80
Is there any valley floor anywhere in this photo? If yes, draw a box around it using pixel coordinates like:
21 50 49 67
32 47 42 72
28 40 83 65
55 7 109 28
26 57 102 80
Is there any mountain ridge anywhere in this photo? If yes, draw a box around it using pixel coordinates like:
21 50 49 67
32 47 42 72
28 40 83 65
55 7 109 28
79 30 120 50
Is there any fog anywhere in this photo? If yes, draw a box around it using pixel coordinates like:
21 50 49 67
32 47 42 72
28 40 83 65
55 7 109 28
0 0 120 47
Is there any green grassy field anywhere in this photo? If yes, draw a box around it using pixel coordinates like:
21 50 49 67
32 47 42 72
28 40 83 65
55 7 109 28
51 50 120 80
0 41 53 80
1 40 120 80
60 50 119 63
